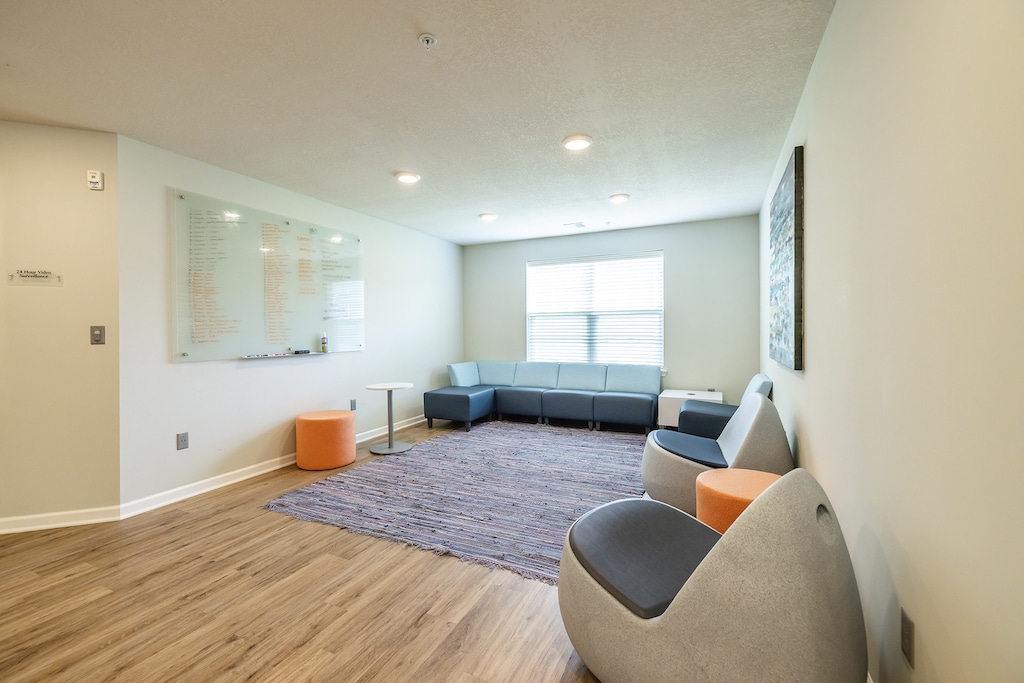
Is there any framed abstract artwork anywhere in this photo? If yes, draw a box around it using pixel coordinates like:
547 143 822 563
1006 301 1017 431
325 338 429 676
768 146 804 370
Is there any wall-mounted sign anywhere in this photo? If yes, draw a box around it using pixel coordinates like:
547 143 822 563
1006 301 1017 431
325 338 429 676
7 269 64 287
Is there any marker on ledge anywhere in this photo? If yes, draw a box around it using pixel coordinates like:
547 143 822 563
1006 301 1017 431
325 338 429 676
294 349 311 354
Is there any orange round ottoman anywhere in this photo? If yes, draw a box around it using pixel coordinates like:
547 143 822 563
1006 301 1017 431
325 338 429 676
695 468 782 533
295 410 356 470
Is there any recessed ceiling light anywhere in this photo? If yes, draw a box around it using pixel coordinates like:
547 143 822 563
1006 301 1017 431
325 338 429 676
479 213 498 221
608 193 630 204
394 171 421 183
562 134 592 151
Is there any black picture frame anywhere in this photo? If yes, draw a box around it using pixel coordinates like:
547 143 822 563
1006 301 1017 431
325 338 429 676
768 146 804 371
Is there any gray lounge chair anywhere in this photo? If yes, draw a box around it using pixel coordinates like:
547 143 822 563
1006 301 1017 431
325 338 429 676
641 391 792 515
558 468 868 683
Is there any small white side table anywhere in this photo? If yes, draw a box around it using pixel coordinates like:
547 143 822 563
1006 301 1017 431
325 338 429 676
658 389 724 428
367 382 414 454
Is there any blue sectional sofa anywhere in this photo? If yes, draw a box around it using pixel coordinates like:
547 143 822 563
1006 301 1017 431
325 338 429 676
423 361 662 432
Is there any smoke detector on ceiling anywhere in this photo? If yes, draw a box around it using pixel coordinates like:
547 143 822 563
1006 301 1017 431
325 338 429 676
419 34 437 51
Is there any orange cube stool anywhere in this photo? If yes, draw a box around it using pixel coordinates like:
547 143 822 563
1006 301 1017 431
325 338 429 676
695 468 782 533
295 410 356 470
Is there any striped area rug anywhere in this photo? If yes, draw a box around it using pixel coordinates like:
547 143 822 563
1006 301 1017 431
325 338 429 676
265 420 646 584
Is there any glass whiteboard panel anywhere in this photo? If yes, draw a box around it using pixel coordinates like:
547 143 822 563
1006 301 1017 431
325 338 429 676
174 190 364 361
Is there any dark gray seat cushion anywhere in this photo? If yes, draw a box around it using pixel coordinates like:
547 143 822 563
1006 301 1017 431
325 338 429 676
542 389 597 421
495 386 546 418
651 429 728 468
568 498 721 618
593 392 657 427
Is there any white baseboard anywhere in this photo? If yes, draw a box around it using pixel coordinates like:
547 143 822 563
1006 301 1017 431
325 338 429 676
0 504 123 535
0 453 298 535
118 452 298 520
356 415 426 443
0 415 427 535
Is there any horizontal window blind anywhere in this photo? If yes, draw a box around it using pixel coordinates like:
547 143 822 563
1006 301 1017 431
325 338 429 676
527 251 664 366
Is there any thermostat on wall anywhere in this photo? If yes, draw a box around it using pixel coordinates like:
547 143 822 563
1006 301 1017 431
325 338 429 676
87 170 104 191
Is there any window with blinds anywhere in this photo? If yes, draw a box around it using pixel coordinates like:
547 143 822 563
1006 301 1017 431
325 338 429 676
526 251 664 366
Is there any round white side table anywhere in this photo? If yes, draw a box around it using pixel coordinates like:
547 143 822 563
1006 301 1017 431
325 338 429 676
366 382 414 454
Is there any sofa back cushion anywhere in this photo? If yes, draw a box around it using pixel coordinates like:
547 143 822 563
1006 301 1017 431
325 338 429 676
604 364 662 395
477 361 517 386
447 362 481 387
513 362 560 388
556 363 608 391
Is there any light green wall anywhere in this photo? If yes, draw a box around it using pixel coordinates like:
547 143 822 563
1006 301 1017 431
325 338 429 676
760 0 1024 680
0 121 121 517
463 217 760 402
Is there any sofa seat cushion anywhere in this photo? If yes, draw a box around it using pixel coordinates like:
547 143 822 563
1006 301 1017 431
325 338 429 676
650 429 727 468
593 392 657 427
542 389 597 421
568 498 721 618
423 385 496 423
495 386 546 417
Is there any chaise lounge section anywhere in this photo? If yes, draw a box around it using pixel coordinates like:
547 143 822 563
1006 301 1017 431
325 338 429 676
423 361 662 432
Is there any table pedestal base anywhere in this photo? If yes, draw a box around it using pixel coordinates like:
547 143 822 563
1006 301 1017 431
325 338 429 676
369 441 412 455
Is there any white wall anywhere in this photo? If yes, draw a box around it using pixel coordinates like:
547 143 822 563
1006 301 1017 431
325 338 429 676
0 121 121 518
463 217 759 401
0 122 462 528
117 137 463 507
760 1 1024 680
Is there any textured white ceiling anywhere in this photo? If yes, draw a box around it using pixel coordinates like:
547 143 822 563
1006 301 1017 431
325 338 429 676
0 0 835 245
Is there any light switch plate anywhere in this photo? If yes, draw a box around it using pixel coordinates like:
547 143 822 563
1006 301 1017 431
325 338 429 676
90 325 105 344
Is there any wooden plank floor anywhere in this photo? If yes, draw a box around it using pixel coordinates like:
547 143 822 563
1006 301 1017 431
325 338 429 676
0 422 599 683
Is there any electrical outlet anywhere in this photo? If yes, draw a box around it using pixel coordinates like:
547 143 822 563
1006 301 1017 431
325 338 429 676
900 606 915 668
176 432 189 450
350 399 357 411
